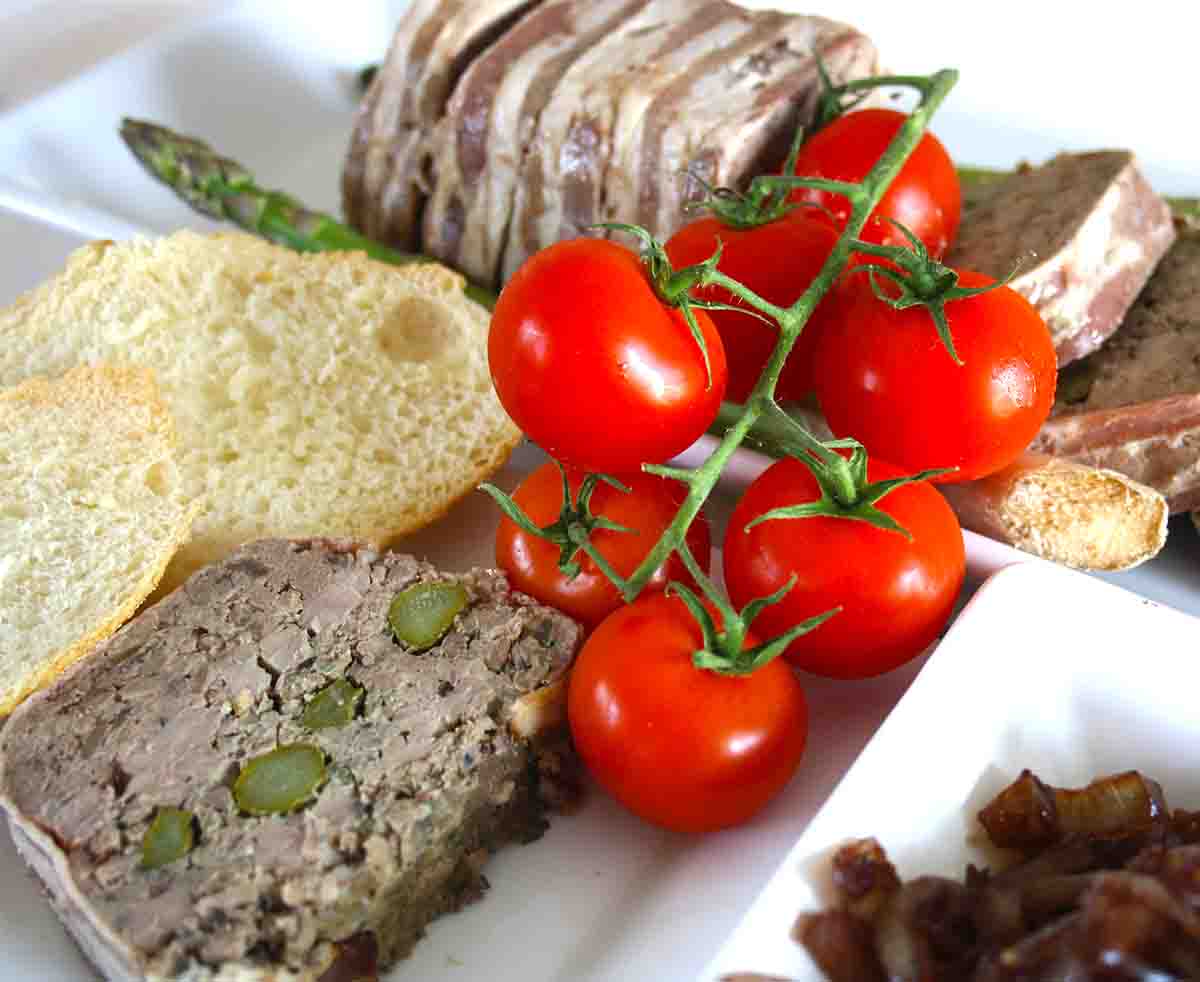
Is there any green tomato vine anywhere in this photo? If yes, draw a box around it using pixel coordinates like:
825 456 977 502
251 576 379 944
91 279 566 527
486 68 962 672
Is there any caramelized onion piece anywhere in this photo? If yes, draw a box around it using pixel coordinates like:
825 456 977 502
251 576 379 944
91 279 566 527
1077 872 1200 977
979 770 1168 851
795 910 886 982
830 837 900 920
872 877 977 981
978 769 1058 850
790 771 1200 982
973 914 1083 981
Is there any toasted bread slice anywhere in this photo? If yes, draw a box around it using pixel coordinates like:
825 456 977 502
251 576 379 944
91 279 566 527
0 231 522 591
0 364 198 716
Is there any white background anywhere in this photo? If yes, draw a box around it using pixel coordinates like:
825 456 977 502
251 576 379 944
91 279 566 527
2 0 1198 196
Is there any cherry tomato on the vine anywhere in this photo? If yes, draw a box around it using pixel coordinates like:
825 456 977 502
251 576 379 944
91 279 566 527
495 462 711 629
723 456 965 680
567 593 808 833
787 108 962 259
664 213 840 404
813 269 1057 483
489 239 727 473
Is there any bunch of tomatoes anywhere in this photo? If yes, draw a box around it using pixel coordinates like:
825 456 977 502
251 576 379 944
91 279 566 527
486 107 1058 834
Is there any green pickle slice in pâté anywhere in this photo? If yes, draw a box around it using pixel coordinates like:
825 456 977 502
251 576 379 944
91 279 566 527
388 581 468 650
141 807 196 869
233 744 326 816
301 678 365 731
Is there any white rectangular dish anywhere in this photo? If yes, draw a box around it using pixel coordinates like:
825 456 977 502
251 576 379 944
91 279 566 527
1 1 1198 980
703 560 1200 980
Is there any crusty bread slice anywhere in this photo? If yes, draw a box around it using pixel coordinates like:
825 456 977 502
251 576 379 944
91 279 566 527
0 364 198 716
0 231 522 591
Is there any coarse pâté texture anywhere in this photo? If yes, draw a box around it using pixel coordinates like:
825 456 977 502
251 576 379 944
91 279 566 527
0 539 581 982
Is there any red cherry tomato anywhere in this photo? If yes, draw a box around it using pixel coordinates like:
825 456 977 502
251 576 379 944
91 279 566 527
664 213 840 403
489 239 727 473
813 269 1057 483
495 462 712 629
567 592 808 832
787 108 962 258
723 456 965 679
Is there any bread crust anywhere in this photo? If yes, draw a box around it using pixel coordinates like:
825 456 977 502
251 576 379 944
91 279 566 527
0 363 198 716
938 452 1168 571
0 231 522 594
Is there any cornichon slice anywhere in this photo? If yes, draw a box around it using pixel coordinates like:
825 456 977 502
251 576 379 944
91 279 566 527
233 744 326 815
301 678 365 730
141 807 195 869
388 581 468 650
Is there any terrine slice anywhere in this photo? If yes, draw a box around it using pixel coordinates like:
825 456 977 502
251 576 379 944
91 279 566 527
500 0 879 285
0 538 581 982
420 0 650 288
1032 222 1200 513
947 150 1176 366
342 0 541 250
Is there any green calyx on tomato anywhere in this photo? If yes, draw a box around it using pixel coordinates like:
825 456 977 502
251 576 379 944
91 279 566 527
596 222 777 390
666 538 837 677
849 219 1016 366
481 464 633 583
715 401 954 538
683 123 818 231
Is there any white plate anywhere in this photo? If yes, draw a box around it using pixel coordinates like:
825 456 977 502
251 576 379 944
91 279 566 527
0 2 1198 980
703 560 1200 980
0 181 981 982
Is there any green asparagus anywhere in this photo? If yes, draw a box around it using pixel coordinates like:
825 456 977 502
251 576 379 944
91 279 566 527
118 118 497 310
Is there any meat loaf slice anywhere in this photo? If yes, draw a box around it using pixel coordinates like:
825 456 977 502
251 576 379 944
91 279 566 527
946 151 1176 366
1031 222 1200 512
0 538 581 982
421 0 651 288
501 1 879 284
342 0 541 250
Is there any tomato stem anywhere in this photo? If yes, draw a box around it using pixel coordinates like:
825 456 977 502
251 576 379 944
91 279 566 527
479 467 636 581
615 69 960 603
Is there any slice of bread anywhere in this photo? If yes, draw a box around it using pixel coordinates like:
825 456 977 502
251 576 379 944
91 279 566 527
0 231 522 591
0 363 198 716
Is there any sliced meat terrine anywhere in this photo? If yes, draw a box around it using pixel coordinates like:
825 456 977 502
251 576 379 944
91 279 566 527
349 0 879 288
342 0 543 250
420 0 650 289
499 0 880 284
947 150 1176 366
1032 221 1200 513
0 538 582 982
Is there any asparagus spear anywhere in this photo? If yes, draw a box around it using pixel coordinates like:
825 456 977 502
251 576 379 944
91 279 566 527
118 118 498 310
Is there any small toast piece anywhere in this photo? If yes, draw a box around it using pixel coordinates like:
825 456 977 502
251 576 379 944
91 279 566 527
1032 222 1200 512
782 405 1166 570
947 151 1176 366
0 363 197 717
0 538 582 981
938 453 1167 571
0 231 522 591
